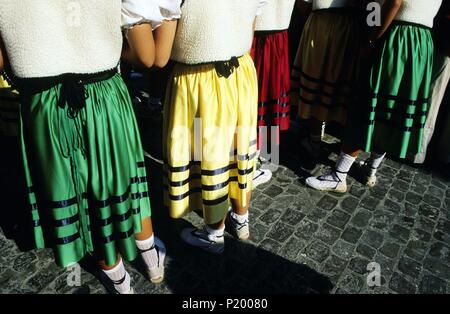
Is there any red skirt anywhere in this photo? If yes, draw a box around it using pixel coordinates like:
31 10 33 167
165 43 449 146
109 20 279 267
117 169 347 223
251 30 291 147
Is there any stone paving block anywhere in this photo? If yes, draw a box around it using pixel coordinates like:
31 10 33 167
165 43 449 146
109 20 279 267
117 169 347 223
295 219 319 240
423 257 450 279
431 179 447 190
262 184 284 198
280 209 306 227
326 210 351 230
356 244 377 260
389 224 411 244
403 203 418 218
389 272 417 294
422 194 442 208
392 180 410 193
418 274 447 294
398 170 415 183
306 207 329 223
341 196 360 214
342 226 363 244
278 236 304 261
405 192 423 205
379 242 400 259
404 240 429 262
349 185 366 198
349 256 372 275
317 195 339 211
428 242 450 264
383 199 402 213
397 256 422 279
259 238 281 255
428 185 445 198
267 222 295 243
369 186 389 200
259 208 283 225
304 241 330 263
321 254 347 278
332 239 356 261
350 210 373 228
337 270 365 294
387 189 406 203
369 211 394 232
315 223 341 245
360 229 384 249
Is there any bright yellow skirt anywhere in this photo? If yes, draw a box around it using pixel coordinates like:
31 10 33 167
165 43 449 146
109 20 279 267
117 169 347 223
163 54 258 224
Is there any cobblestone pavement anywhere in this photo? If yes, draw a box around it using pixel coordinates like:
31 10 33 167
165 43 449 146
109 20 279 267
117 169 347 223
1 109 450 294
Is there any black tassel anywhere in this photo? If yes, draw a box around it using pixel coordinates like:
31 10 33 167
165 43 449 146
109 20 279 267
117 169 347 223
58 79 88 119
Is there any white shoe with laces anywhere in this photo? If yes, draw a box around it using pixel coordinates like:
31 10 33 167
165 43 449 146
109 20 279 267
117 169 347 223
180 227 225 254
101 271 134 295
305 169 348 193
138 236 166 284
226 212 250 241
252 168 273 188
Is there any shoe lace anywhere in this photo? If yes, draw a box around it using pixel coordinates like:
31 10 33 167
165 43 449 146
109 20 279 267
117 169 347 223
230 214 248 230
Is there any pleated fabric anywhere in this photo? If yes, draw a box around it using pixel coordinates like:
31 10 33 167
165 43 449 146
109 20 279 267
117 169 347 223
345 22 434 160
251 30 291 147
19 73 151 267
163 54 258 225
291 9 364 125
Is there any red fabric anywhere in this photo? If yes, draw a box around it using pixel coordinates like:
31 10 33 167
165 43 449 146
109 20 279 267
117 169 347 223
251 30 291 148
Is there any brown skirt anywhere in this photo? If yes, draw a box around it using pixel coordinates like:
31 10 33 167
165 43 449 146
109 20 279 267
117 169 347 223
291 9 364 125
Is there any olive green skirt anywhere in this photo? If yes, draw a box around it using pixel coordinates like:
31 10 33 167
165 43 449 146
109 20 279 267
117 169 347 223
19 73 151 267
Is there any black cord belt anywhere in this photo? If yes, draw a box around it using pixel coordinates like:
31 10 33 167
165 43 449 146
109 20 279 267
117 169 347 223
16 68 117 118
178 56 241 79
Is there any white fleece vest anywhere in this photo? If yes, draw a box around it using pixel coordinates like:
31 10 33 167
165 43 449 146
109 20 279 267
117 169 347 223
0 0 122 78
304 0 368 11
255 0 296 31
171 0 262 64
394 0 442 28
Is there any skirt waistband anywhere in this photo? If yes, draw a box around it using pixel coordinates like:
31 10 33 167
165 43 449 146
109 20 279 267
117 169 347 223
254 29 287 36
17 68 118 119
175 55 244 79
313 7 365 15
16 68 118 94
391 20 432 30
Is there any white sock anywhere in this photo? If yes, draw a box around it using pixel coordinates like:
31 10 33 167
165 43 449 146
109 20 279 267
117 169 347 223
102 259 131 294
231 211 249 224
205 225 225 237
367 152 386 176
135 235 159 270
335 152 357 181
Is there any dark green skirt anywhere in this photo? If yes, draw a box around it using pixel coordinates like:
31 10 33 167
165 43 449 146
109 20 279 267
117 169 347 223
19 73 151 267
345 22 434 159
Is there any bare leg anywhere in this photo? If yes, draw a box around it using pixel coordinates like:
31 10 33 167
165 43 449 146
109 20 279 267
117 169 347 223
342 143 360 158
230 191 252 216
135 217 153 241
134 217 165 284
98 254 121 270
207 219 226 230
